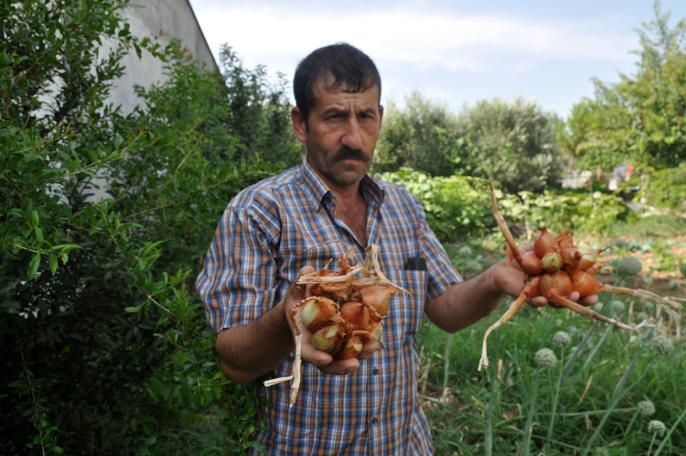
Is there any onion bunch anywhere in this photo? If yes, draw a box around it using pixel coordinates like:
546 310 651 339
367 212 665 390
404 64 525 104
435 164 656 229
479 182 681 371
298 269 396 360
264 244 406 404
516 226 605 301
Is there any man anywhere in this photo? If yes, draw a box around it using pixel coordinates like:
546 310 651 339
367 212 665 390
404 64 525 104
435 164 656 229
196 43 592 454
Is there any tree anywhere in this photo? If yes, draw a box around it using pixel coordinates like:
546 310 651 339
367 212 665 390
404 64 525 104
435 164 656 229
218 45 301 167
1 1 296 453
375 93 562 193
374 92 465 176
455 98 563 193
561 1 686 171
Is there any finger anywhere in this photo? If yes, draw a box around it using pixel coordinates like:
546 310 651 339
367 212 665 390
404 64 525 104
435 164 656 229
548 295 566 308
358 339 383 359
319 358 360 375
287 266 317 301
580 294 598 307
297 266 316 280
529 296 547 307
300 342 333 367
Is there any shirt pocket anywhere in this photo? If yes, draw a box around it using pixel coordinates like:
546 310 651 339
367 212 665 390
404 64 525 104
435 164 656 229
400 268 428 335
380 247 427 338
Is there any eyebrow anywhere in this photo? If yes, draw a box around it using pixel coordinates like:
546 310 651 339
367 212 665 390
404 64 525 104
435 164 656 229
321 106 377 116
322 106 347 115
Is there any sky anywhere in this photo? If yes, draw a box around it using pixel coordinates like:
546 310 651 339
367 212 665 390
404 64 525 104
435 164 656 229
188 1 686 119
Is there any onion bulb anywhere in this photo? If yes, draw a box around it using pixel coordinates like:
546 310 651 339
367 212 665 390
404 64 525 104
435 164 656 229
540 271 573 300
541 251 563 273
337 335 364 360
571 270 604 298
311 324 343 353
521 251 543 274
300 297 338 333
360 285 395 318
340 301 371 332
534 227 558 258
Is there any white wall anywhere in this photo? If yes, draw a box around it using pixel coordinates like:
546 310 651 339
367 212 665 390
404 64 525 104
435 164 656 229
109 0 219 113
81 1 220 201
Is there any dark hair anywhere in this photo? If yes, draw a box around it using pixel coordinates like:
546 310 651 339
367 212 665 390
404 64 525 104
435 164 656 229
293 42 382 120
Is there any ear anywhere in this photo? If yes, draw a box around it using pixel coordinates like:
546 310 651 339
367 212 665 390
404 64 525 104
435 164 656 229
291 107 307 143
378 104 384 127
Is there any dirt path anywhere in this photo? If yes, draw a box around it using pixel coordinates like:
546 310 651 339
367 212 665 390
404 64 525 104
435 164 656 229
600 234 686 298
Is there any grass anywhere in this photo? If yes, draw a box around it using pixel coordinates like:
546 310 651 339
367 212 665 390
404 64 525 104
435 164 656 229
605 214 686 239
419 304 686 454
422 225 686 455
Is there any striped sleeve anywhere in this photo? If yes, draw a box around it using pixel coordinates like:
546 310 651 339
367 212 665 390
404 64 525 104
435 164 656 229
412 196 463 299
195 205 277 333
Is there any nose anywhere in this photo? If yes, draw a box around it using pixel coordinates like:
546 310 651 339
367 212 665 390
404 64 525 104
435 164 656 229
341 117 363 151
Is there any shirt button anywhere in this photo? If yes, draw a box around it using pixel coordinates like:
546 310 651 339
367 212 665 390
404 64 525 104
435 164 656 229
371 417 378 425
372 368 379 375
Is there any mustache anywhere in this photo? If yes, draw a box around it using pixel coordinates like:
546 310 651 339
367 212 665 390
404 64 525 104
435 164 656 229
333 146 369 162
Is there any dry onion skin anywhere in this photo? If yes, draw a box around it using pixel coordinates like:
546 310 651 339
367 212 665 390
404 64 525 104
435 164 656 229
264 244 408 405
479 181 682 371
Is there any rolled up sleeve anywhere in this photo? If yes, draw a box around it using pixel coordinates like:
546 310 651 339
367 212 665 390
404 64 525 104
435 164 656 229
414 198 463 300
195 206 277 333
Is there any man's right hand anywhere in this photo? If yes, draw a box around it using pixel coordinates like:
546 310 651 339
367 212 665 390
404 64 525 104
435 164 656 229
283 266 381 376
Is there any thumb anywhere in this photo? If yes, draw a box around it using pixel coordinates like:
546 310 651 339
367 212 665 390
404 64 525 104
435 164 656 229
289 266 316 300
298 265 316 277
284 266 316 323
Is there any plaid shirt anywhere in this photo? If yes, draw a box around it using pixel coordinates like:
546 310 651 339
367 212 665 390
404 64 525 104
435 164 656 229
196 160 462 455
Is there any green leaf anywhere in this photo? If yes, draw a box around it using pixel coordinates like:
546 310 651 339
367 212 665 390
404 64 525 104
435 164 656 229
52 243 82 251
34 226 44 244
125 304 143 313
27 253 41 280
49 254 58 275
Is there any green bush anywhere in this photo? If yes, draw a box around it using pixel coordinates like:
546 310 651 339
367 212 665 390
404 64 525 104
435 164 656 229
454 98 563 194
561 3 686 171
381 170 629 243
1 1 296 454
381 169 494 242
374 93 466 176
507 190 631 235
638 164 686 213
375 95 563 194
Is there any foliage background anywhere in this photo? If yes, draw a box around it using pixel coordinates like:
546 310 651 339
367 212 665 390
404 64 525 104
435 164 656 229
1 1 298 454
1 1 685 455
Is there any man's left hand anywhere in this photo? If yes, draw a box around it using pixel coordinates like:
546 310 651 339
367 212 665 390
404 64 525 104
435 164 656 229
491 245 599 307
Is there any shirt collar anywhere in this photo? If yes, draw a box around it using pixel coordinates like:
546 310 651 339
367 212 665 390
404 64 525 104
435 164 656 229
300 159 385 210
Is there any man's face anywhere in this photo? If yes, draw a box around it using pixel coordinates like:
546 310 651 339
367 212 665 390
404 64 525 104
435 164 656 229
292 77 383 191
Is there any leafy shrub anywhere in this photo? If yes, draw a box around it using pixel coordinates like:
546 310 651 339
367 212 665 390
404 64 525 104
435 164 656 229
561 4 686 171
381 170 629 243
638 163 686 213
381 169 493 242
505 190 631 235
1 2 295 454
374 94 563 195
454 98 563 194
375 93 466 176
